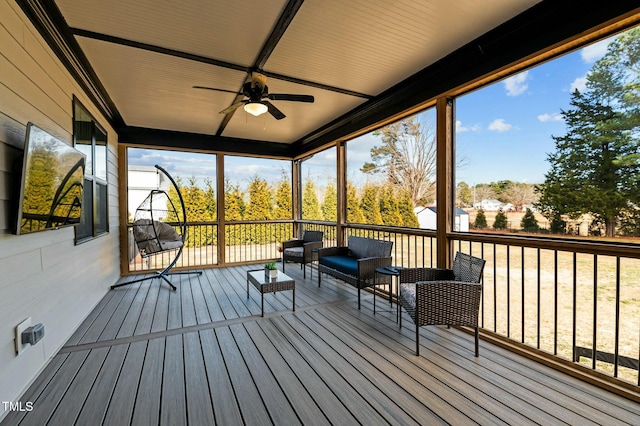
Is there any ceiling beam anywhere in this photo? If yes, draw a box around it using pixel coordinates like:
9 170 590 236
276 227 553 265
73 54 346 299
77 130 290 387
70 28 248 73
216 0 307 135
119 126 295 158
254 0 305 69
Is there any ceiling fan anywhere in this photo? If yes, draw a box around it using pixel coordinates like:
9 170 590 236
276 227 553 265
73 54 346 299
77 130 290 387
194 70 314 120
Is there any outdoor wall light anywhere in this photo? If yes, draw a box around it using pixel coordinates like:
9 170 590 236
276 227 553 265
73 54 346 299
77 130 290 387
244 102 268 116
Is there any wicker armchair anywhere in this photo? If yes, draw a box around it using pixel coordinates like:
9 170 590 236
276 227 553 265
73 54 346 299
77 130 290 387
281 230 324 278
399 252 486 356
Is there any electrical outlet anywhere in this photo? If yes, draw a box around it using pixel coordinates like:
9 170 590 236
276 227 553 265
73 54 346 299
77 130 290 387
15 318 31 356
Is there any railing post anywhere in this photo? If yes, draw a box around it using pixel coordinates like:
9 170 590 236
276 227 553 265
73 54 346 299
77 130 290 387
436 97 454 268
292 159 301 239
216 154 226 265
118 144 130 275
336 141 346 246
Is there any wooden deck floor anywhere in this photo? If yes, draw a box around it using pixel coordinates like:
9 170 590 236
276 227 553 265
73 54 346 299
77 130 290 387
3 264 640 425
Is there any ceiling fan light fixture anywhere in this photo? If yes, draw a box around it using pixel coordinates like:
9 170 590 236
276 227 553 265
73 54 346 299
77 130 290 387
244 102 268 116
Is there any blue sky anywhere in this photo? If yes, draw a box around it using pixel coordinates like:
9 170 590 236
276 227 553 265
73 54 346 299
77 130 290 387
455 37 612 185
128 35 616 191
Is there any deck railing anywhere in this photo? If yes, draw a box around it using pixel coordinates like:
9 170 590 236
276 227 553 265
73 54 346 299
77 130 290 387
125 220 640 388
451 233 640 387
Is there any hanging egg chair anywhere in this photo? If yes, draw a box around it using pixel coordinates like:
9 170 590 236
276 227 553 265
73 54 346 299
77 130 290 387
112 165 202 291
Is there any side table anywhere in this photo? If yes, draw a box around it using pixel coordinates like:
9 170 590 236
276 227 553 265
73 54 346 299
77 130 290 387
374 266 403 322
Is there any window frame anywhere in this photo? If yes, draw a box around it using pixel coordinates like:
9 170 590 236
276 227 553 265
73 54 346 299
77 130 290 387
73 98 109 243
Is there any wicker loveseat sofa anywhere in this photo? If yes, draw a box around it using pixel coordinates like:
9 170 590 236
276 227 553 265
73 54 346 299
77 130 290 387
317 236 393 309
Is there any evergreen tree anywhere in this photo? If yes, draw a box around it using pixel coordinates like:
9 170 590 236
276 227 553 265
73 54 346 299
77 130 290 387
549 212 566 235
302 178 323 220
203 177 217 245
224 179 245 220
245 175 273 220
360 183 383 225
378 184 402 226
346 182 365 223
397 191 419 227
204 177 216 220
245 175 274 244
166 176 215 247
273 172 293 243
273 172 292 219
520 208 539 232
493 208 508 230
224 179 245 246
473 208 487 229
536 28 640 237
322 180 337 222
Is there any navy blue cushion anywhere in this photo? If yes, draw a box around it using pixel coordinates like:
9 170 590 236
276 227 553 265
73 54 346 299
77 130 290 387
319 256 358 276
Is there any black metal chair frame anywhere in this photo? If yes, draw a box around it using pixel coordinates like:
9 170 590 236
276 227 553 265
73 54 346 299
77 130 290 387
112 165 202 291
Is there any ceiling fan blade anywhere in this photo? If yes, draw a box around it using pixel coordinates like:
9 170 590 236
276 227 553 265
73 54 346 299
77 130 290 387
219 100 247 115
267 94 314 102
263 101 285 120
193 85 239 95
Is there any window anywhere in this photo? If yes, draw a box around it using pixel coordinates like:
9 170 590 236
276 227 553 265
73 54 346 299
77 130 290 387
455 27 640 240
74 100 108 241
345 111 434 228
300 147 336 221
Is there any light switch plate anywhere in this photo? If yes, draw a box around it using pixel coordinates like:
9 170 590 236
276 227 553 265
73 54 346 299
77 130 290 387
15 318 31 355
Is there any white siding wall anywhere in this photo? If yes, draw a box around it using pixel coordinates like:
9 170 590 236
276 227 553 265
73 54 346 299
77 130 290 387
0 1 120 418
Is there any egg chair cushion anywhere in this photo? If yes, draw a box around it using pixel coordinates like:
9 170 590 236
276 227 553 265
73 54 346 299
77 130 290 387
133 219 182 255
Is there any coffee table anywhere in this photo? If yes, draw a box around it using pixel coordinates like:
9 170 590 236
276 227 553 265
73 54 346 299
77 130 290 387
247 269 296 317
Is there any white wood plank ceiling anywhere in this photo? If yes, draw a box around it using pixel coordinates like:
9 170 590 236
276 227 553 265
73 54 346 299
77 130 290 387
53 0 540 144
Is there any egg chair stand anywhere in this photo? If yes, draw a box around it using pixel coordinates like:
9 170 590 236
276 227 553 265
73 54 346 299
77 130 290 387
112 165 202 291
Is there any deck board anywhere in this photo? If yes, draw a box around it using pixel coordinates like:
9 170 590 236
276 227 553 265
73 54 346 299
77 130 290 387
232 322 303 425
216 326 273 424
4 264 640 426
161 334 187 426
134 282 161 335
184 332 216 426
199 328 244 425
75 344 128 425
102 341 147 425
269 315 390 426
131 338 163 426
244 320 336 426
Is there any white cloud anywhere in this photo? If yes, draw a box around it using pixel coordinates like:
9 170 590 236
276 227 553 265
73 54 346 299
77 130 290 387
488 119 512 132
570 76 587 92
456 120 481 133
503 71 529 96
581 38 610 63
537 113 563 122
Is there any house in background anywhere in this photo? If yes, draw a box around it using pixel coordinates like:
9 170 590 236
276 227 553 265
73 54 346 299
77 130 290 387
474 198 515 211
127 165 170 221
414 206 469 232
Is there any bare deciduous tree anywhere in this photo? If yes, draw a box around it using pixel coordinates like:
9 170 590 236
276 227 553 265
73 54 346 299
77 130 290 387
361 117 436 206
503 182 537 211
472 185 497 205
